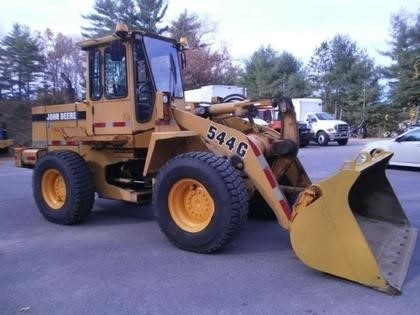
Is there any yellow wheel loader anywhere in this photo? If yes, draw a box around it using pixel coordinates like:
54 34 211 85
0 125 13 154
14 24 417 295
0 139 13 154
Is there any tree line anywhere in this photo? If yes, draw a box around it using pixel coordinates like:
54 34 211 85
0 0 419 135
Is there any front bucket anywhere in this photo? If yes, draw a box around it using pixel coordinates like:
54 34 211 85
290 150 417 295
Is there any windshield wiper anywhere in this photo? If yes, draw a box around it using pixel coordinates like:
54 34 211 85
169 53 177 84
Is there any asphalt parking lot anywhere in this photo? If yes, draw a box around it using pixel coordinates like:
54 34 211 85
1 139 419 315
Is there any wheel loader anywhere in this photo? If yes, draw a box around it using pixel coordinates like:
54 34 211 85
0 124 13 154
14 24 417 295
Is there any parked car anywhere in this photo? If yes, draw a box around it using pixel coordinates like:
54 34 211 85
362 127 420 168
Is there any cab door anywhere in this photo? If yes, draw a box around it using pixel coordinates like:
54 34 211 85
86 43 134 136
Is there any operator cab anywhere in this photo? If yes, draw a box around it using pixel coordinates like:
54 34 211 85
79 27 185 134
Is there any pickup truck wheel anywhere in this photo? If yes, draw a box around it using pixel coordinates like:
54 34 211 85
153 152 248 253
337 138 348 145
33 150 95 224
316 131 329 146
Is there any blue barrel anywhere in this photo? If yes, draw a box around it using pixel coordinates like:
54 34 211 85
0 128 7 140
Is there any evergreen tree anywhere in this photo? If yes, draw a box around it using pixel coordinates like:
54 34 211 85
381 9 420 124
0 52 10 99
241 46 311 99
0 23 44 101
307 34 380 123
137 0 168 34
82 0 168 38
169 9 214 48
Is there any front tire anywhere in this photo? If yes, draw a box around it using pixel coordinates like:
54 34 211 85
316 131 329 146
33 150 95 224
153 152 249 253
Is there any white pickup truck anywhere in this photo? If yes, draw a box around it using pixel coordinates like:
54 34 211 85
292 98 349 146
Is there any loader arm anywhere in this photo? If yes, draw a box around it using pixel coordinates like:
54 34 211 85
172 105 298 229
173 99 417 294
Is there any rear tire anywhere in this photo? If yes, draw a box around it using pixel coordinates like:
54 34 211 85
153 152 249 253
317 131 329 146
300 140 308 148
337 138 348 146
33 150 95 224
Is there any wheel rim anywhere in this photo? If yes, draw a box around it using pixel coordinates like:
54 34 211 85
41 169 67 210
168 178 215 233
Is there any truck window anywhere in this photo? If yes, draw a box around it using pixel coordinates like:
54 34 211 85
89 49 102 101
315 112 334 120
104 45 128 99
307 114 316 122
263 110 272 122
134 40 154 123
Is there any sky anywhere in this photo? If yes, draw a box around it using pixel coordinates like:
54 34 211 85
0 0 419 66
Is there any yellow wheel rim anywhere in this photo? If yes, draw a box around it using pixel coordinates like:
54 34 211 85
41 169 67 210
169 178 215 233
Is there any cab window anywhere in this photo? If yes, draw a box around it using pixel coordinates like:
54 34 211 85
104 45 128 99
89 49 102 100
134 40 154 122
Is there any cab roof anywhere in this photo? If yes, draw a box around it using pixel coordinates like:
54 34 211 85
77 28 178 50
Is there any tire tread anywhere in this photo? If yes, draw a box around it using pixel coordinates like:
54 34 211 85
154 151 248 253
33 150 95 224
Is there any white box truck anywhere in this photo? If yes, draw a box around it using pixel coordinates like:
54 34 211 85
292 98 349 146
184 85 247 103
